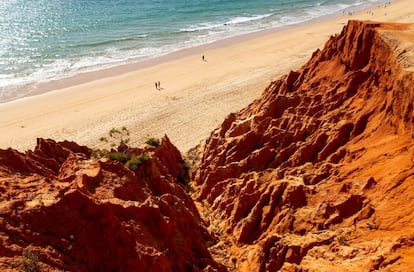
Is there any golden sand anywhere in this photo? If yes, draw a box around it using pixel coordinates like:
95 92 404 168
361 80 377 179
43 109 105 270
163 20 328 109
0 0 412 152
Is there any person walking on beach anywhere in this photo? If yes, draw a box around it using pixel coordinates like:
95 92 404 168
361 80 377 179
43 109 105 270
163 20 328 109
202 55 205 61
155 82 158 90
158 81 161 89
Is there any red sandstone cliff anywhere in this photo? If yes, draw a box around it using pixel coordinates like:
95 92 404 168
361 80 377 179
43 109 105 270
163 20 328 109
0 137 225 271
193 21 414 271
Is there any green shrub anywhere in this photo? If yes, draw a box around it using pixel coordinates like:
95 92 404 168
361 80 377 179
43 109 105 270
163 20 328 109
92 149 108 158
121 126 129 135
125 156 140 171
107 152 130 164
108 128 121 137
139 152 151 162
100 127 131 149
124 152 151 171
20 248 40 272
120 138 130 146
145 137 160 147
94 127 155 171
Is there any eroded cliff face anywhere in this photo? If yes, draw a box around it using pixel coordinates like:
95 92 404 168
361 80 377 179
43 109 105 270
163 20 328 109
193 21 414 271
0 137 225 271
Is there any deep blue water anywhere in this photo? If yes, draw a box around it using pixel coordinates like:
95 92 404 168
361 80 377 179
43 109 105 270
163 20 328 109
0 0 386 101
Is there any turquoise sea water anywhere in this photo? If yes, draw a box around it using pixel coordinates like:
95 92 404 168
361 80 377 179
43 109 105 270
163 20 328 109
0 0 387 101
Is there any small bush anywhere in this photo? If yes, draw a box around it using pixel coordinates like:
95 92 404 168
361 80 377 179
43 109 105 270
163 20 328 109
367 217 378 230
337 235 349 246
94 127 156 171
20 248 40 272
145 138 160 147
121 126 130 135
120 138 130 146
107 152 130 164
102 127 130 148
92 149 108 159
109 128 121 137
125 156 141 171
139 152 151 162
124 152 151 171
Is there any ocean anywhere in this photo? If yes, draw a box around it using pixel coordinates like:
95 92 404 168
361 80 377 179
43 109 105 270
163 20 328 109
0 0 388 102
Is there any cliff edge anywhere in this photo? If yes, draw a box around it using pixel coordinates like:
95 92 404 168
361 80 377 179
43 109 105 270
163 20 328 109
0 137 225 271
193 21 414 271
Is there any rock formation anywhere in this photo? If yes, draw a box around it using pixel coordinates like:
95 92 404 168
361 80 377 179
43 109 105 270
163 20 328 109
0 137 225 271
193 21 414 271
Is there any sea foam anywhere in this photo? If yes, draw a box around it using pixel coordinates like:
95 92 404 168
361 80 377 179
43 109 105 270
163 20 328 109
0 0 389 102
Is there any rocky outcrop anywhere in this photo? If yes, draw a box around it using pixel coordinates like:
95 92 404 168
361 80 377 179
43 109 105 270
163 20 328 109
193 21 414 271
0 137 225 271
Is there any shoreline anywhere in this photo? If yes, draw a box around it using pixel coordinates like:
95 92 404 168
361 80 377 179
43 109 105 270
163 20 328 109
0 0 412 153
7 0 391 103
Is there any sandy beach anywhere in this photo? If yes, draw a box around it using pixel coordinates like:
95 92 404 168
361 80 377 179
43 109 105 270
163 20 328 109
0 0 413 153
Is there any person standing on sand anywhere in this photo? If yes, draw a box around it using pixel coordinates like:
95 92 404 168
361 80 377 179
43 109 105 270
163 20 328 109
202 55 205 61
155 82 158 90
158 81 161 89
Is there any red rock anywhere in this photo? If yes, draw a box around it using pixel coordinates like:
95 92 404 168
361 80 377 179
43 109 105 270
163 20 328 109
0 137 225 271
193 21 414 271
